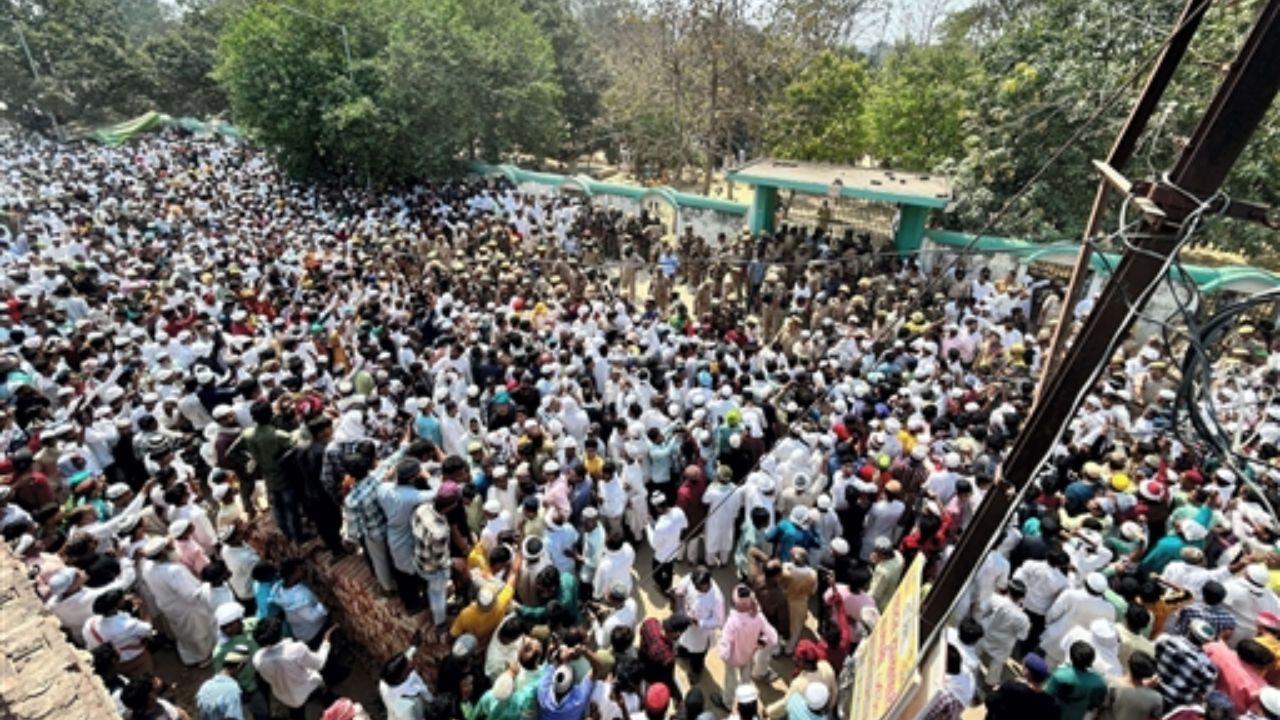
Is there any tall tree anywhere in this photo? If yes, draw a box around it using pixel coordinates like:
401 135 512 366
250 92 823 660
215 0 563 181
520 0 608 160
862 39 980 170
943 0 1278 255
1 0 167 130
763 50 871 164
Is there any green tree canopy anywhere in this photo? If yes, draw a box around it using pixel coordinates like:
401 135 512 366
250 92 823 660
1 0 165 130
763 50 871 164
862 40 981 171
520 0 608 158
943 0 1278 255
214 0 563 182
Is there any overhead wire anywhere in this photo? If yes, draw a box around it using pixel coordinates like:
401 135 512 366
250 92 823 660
633 0 1228 623
1085 183 1279 522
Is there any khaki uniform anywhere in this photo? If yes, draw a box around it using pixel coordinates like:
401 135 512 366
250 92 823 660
618 251 640 302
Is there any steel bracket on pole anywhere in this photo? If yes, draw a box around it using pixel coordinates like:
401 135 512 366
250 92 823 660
1092 160 1277 228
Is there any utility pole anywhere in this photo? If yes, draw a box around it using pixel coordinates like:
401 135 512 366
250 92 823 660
1037 0 1215 391
919 0 1280 650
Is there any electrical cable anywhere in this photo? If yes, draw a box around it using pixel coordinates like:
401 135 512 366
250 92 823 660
1086 185 1279 522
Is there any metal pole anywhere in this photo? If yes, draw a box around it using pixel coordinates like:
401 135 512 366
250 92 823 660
919 0 1280 651
339 25 353 83
280 4 354 83
14 21 64 141
1038 0 1215 394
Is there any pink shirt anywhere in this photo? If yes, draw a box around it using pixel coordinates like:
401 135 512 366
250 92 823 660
826 585 876 642
176 537 209 577
718 608 778 668
543 477 571 518
1204 640 1267 714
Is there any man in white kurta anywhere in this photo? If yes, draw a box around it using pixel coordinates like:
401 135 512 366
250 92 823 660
702 476 742 567
143 550 217 665
1038 571 1114 667
977 579 1031 686
254 621 333 711
46 564 136 645
674 567 726 682
592 537 636 600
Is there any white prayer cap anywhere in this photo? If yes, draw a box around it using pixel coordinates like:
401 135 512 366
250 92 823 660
215 602 246 627
142 536 169 557
1259 687 1280 716
804 683 830 711
1246 563 1270 587
1179 519 1207 542
1084 572 1108 594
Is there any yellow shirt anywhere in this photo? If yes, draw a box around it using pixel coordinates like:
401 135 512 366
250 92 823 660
450 584 514 642
467 542 490 573
1256 632 1280 684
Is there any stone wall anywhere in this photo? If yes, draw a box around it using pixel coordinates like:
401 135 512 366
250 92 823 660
0 547 120 720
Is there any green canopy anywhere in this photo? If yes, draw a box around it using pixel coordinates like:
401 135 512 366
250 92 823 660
85 111 241 146
88 111 170 146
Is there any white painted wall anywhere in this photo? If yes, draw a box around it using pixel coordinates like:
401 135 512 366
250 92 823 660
680 206 747 244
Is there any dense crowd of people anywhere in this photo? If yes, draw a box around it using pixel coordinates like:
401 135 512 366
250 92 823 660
1 129 1278 720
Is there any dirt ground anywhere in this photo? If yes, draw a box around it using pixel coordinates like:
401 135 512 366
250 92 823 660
155 274 805 720
153 639 385 720
155 541 810 720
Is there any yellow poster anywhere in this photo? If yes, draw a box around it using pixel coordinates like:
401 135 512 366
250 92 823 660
849 555 924 720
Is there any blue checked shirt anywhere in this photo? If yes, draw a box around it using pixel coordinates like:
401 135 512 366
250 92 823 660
344 476 388 541
1166 602 1237 641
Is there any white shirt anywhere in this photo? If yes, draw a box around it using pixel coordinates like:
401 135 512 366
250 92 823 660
860 499 905 560
1011 560 1068 615
379 670 433 720
171 503 218 555
48 564 136 644
178 393 214 431
254 639 331 709
592 544 636 600
1222 578 1280 641
83 612 153 661
648 508 687 563
675 576 726 653
221 544 261 601
596 598 639 647
598 476 627 518
977 594 1030 656
270 583 329 644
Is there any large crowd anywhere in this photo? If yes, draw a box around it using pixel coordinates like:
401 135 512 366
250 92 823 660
1 130 1278 720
